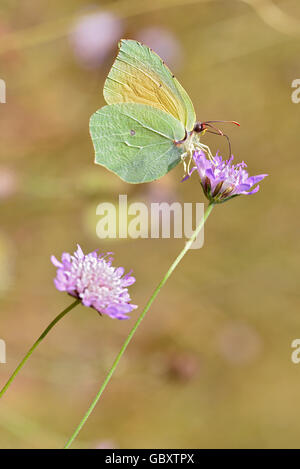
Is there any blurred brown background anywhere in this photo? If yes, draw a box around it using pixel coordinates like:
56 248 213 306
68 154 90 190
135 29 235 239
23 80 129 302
0 0 300 449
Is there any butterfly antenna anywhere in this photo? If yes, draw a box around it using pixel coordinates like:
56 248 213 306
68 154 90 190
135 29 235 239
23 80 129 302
203 120 240 127
204 124 232 157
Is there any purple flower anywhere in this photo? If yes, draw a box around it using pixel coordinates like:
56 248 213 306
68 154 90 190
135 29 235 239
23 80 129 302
184 151 268 204
51 245 137 320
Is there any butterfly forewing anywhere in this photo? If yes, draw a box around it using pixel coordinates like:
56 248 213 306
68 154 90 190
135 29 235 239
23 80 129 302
103 39 196 132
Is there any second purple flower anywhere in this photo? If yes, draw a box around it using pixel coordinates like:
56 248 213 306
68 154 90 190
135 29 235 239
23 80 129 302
51 245 137 320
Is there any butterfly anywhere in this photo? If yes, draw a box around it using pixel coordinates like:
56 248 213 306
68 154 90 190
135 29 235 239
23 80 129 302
90 39 238 184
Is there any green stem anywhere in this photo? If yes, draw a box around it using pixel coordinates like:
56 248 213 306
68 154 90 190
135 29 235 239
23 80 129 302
0 299 80 399
64 203 215 449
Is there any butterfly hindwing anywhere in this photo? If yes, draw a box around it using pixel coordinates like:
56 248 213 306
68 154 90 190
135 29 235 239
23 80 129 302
103 39 196 132
90 103 185 183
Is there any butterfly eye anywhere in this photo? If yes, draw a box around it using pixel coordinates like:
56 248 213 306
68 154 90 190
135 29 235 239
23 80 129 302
130 130 136 136
193 122 204 133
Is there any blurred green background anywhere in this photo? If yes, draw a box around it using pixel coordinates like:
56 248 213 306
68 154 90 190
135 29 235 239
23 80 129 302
0 0 300 449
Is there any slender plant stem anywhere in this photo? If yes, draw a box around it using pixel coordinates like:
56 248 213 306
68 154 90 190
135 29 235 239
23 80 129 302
64 203 215 449
0 299 80 399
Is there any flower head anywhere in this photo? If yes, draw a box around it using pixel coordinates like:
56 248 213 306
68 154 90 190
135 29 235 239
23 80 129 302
51 245 137 320
184 151 267 204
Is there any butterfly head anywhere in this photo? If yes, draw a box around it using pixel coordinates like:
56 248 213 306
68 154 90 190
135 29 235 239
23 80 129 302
193 122 207 134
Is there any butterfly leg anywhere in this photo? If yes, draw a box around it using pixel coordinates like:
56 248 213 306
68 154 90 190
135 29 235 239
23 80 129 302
181 148 196 177
186 150 194 176
196 142 215 163
181 151 188 174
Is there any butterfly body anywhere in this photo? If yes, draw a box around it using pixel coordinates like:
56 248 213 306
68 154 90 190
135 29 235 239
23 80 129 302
90 39 219 183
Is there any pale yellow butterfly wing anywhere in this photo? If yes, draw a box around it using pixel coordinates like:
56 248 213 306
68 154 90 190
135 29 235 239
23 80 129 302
103 39 196 133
